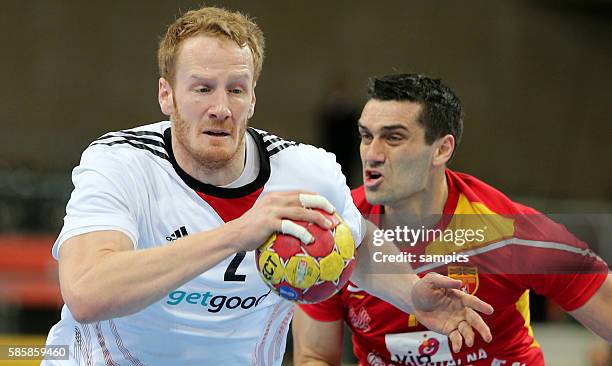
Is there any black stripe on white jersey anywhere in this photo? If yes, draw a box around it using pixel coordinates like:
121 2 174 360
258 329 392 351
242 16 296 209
261 135 282 145
91 130 169 161
94 129 165 144
111 130 164 139
267 142 297 156
95 134 165 149
255 130 298 157
91 139 170 161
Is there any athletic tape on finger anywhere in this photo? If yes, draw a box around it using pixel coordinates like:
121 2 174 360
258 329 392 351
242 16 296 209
280 219 313 244
298 194 335 213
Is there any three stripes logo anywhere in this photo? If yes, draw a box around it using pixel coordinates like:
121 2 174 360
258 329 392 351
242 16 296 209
91 129 169 162
166 226 188 242
255 129 298 156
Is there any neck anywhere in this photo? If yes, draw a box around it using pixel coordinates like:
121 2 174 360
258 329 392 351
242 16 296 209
172 135 246 187
385 168 448 227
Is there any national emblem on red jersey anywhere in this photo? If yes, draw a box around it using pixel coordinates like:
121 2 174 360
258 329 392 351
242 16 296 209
256 209 356 303
448 265 479 295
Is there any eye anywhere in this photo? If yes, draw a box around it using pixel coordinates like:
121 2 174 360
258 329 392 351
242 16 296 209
229 87 244 94
196 86 211 93
384 134 406 144
359 132 373 144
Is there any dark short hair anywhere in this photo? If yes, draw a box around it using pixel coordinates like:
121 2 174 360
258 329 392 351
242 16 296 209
367 73 463 149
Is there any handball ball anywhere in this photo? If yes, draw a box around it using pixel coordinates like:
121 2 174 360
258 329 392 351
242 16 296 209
256 209 355 303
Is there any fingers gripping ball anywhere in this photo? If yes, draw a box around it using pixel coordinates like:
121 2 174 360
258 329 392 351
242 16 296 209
255 209 356 303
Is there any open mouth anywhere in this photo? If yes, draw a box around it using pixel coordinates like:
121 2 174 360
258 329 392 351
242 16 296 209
364 170 384 187
366 171 382 180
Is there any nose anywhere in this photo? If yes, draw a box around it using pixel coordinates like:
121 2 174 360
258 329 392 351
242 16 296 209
362 137 386 167
208 91 232 121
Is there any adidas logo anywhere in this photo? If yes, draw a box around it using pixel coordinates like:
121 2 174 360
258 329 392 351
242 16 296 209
166 226 188 241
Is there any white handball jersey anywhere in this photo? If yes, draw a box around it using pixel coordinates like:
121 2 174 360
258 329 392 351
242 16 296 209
43 121 365 366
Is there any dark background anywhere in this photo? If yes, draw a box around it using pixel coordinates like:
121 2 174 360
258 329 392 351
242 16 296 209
1 0 611 200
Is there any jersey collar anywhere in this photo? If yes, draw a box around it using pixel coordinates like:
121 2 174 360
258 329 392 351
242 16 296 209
162 127 271 198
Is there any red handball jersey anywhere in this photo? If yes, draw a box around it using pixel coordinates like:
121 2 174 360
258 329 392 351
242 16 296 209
299 169 609 366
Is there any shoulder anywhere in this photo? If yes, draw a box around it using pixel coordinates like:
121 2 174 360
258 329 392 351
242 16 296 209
447 169 537 215
250 127 334 162
70 122 173 189
249 128 299 157
85 121 171 166
250 128 341 183
448 169 594 246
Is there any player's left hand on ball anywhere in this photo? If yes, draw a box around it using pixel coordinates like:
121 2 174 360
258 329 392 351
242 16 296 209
297 193 336 214
411 272 494 353
231 191 337 252
278 193 337 244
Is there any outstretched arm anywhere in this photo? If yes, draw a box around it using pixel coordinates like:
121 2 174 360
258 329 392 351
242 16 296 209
349 219 418 311
570 274 612 343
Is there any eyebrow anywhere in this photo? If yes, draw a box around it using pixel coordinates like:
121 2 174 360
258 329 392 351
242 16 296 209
358 122 410 133
187 72 251 81
187 74 209 81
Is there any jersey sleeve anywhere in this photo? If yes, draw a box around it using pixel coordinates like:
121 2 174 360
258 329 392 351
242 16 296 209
338 184 367 249
522 267 608 311
327 155 366 248
52 146 141 259
298 290 345 322
300 146 366 248
515 215 610 311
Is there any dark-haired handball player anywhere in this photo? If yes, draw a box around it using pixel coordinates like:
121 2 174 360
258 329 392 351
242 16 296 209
41 7 495 366
294 73 612 366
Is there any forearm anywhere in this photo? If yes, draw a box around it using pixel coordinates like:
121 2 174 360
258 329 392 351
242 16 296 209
61 223 241 322
351 234 419 313
571 275 612 343
292 308 343 366
350 220 419 313
576 310 612 343
294 349 338 366
297 359 336 366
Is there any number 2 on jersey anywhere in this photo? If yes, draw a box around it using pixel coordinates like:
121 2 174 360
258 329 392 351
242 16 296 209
224 251 246 281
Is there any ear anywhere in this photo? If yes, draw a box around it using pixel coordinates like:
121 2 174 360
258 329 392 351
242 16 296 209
158 77 174 116
248 85 257 119
432 134 455 167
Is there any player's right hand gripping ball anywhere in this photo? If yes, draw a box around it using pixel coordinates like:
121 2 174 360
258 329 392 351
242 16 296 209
256 209 355 303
